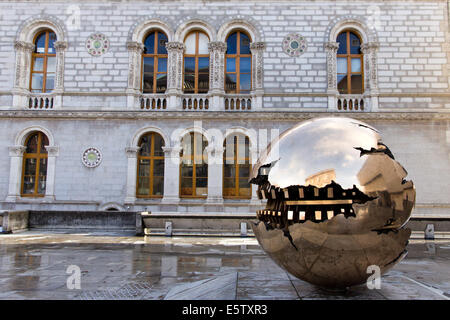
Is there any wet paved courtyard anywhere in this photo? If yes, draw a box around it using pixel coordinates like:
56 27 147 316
0 231 449 300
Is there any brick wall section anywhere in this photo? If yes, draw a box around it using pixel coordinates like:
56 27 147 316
0 0 448 98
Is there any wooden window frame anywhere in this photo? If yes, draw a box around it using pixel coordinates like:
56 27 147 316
225 31 252 94
30 30 56 93
183 30 210 94
179 133 208 198
136 132 165 198
337 30 364 95
21 132 48 197
141 30 168 94
223 134 251 199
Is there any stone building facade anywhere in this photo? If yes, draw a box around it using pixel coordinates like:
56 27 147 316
0 0 449 216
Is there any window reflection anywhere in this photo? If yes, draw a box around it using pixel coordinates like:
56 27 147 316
183 31 210 94
142 30 168 93
21 132 49 197
31 30 56 93
225 31 252 94
137 132 165 197
336 30 363 94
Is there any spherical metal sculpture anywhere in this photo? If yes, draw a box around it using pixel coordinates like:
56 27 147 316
250 117 415 289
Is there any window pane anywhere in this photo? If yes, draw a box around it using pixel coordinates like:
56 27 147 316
31 73 43 91
239 73 251 92
350 32 361 54
143 73 154 92
225 74 237 92
48 32 56 54
153 159 164 176
239 178 250 189
198 32 209 54
35 33 46 53
33 57 44 71
26 134 39 153
184 57 195 73
337 58 347 74
143 57 154 73
240 57 251 73
198 57 209 73
137 177 149 195
157 57 167 72
337 32 347 54
157 32 168 54
156 74 167 93
40 134 49 153
184 74 195 91
226 32 237 54
351 58 361 73
139 135 151 155
351 75 363 94
226 58 236 72
144 32 155 54
24 158 37 175
224 164 235 178
138 159 150 176
240 33 251 54
195 164 208 178
153 134 164 156
47 57 56 72
181 164 193 177
239 164 250 178
337 75 348 94
184 33 196 54
39 158 47 177
22 174 35 194
224 177 235 189
198 73 209 92
152 177 164 196
45 74 55 91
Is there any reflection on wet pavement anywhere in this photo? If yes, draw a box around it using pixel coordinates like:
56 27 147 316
0 232 449 300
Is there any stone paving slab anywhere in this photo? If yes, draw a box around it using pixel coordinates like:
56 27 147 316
0 231 449 300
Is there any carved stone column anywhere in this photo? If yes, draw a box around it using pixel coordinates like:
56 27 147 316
324 41 339 111
162 146 181 203
208 42 227 111
250 42 266 110
124 146 141 204
206 146 224 203
165 42 184 110
53 41 68 108
361 42 380 111
44 146 59 201
5 146 27 202
126 41 145 109
12 41 34 108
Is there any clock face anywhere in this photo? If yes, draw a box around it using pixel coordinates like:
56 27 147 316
82 148 102 168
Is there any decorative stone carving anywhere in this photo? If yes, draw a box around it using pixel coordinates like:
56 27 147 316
45 146 60 157
282 33 307 57
126 41 145 93
361 42 380 94
54 41 68 92
250 42 266 93
324 41 339 93
208 41 227 93
8 145 27 157
125 146 141 158
165 42 184 93
82 147 102 168
86 33 109 56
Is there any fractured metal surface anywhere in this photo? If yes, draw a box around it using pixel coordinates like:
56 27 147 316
250 117 416 289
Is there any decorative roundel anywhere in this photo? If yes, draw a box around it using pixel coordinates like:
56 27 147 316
86 33 109 56
282 33 307 57
82 148 102 168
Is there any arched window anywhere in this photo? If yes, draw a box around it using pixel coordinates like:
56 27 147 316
225 31 252 94
337 30 363 94
137 132 165 197
30 30 57 93
21 132 49 197
223 134 251 198
180 132 208 197
142 30 168 93
183 31 209 94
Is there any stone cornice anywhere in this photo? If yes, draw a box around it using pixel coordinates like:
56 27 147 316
0 110 449 121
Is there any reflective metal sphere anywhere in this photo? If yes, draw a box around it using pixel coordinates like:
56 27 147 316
250 117 415 289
